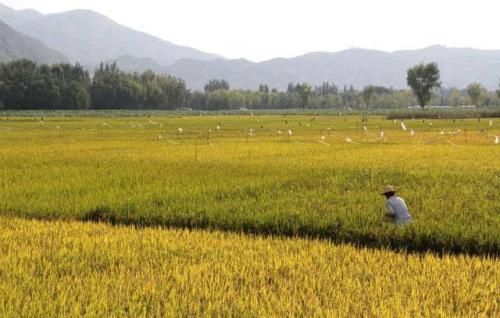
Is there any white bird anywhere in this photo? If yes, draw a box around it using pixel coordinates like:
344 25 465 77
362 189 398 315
346 136 353 143
440 130 445 135
216 125 221 131
393 119 397 124
277 130 283 135
495 136 499 145
363 126 368 132
177 128 183 133
288 129 293 136
321 136 326 140
158 134 163 140
410 129 415 136
489 120 493 127
401 122 407 131
379 131 385 138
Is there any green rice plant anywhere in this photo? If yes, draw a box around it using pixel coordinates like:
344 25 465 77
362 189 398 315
0 115 498 255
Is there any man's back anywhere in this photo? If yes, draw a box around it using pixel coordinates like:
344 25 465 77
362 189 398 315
386 196 411 224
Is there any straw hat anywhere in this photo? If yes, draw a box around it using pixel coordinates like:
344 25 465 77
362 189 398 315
381 185 397 195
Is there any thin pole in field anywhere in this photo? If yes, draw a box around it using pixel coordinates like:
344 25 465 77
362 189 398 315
194 136 197 162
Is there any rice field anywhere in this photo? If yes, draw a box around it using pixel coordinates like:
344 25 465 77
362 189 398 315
0 114 499 316
0 216 498 317
0 115 499 255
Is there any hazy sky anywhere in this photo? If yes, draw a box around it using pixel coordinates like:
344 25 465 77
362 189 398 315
4 0 500 61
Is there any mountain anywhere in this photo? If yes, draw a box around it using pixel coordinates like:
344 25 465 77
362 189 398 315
165 46 500 91
107 55 166 74
15 9 221 66
0 3 43 26
0 19 67 64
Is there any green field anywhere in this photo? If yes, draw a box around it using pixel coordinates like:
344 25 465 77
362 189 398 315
0 115 499 254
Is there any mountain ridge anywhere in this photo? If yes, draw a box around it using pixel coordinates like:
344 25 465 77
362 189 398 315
161 46 500 91
11 7 221 66
0 19 68 64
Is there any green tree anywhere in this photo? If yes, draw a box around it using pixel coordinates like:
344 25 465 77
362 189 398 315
204 79 229 92
294 83 312 108
467 82 483 106
258 84 269 94
407 63 441 109
362 85 375 109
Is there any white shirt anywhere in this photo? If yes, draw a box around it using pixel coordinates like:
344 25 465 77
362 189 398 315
386 196 411 224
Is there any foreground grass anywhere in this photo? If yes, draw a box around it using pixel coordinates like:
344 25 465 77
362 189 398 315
0 115 499 255
0 216 497 317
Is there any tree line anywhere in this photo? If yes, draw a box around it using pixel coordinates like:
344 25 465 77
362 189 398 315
0 60 187 110
1 59 500 110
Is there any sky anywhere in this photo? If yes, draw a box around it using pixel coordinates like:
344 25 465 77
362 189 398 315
3 0 500 62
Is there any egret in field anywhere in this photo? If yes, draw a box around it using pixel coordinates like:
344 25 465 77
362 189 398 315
363 126 368 132
177 128 183 134
346 136 354 143
277 130 283 135
216 125 221 131
410 129 415 136
288 129 293 136
400 122 407 131
495 136 499 144
380 131 385 138
489 120 493 127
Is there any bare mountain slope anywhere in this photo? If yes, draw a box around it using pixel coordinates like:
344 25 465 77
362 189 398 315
165 46 500 91
0 19 67 64
16 9 221 66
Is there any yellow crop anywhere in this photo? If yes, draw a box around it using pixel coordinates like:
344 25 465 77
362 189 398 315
0 216 497 317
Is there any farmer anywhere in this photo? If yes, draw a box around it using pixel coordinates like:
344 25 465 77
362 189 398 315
381 186 412 225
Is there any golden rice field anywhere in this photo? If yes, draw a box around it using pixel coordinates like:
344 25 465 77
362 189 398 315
0 115 499 254
0 216 498 317
0 114 499 316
